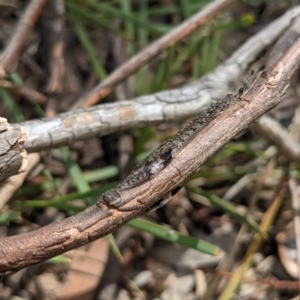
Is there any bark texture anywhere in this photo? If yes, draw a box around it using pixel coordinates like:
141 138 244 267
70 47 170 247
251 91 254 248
0 117 27 182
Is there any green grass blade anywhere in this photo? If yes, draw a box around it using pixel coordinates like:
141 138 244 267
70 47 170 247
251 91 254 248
0 212 20 223
171 35 203 76
17 167 119 197
60 146 91 194
120 0 135 55
83 166 119 182
0 87 24 122
71 19 107 80
106 234 123 262
197 30 221 77
179 0 192 18
151 46 175 92
17 182 118 209
191 187 263 236
66 3 125 37
84 0 170 35
127 218 221 256
138 0 149 47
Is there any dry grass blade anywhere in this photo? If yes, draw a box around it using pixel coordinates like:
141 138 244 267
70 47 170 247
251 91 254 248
218 180 286 300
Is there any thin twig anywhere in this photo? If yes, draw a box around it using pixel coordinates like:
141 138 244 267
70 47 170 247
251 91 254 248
0 80 46 103
72 0 236 109
0 0 47 74
253 115 300 165
20 6 300 152
251 15 300 166
1 35 300 276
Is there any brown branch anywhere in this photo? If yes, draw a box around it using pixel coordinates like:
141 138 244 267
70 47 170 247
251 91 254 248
0 80 47 104
1 35 300 277
72 0 236 109
0 0 47 74
251 15 300 166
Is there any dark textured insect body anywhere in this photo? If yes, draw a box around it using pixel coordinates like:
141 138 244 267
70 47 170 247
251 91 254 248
102 93 240 207
119 93 238 189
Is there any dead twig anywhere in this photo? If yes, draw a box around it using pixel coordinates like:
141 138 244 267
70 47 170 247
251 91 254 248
0 80 47 103
252 115 300 165
0 0 47 74
1 35 300 276
20 6 300 152
251 15 300 166
72 0 236 109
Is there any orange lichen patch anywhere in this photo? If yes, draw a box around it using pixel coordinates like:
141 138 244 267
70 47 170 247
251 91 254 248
118 106 137 121
62 112 99 128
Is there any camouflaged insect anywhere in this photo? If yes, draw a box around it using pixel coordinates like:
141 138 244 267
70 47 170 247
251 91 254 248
102 92 241 207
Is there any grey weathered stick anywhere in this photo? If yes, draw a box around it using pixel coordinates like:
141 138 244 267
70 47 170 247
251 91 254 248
20 6 300 152
253 115 300 165
1 35 300 276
